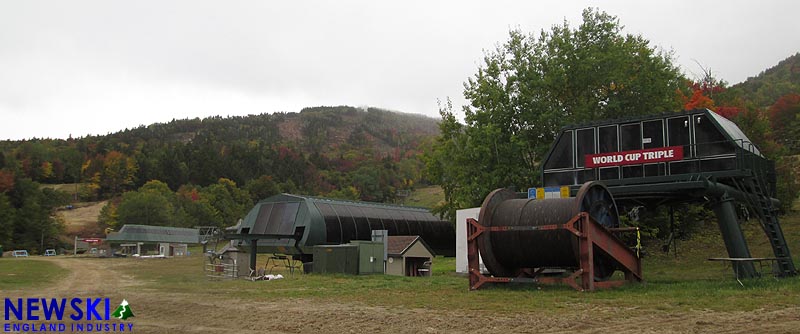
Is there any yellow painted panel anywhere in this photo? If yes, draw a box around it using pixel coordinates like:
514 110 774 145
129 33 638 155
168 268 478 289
560 186 570 198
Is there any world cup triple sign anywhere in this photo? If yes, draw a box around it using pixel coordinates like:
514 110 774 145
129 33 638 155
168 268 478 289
585 146 684 168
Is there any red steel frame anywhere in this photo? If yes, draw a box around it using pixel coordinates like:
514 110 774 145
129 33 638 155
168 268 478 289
467 212 642 291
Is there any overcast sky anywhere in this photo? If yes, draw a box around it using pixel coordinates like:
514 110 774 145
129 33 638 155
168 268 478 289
1 1 798 140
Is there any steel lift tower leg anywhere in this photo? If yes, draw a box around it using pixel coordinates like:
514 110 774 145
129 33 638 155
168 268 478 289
711 193 757 279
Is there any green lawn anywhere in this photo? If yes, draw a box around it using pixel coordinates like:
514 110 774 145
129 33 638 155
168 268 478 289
0 258 67 290
7 197 800 315
115 245 800 313
110 202 800 313
3 250 798 314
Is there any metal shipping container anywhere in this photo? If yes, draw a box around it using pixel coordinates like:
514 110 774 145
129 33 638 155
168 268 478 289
351 241 385 274
312 244 358 275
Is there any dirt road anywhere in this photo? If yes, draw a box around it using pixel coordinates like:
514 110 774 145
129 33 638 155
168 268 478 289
6 257 799 334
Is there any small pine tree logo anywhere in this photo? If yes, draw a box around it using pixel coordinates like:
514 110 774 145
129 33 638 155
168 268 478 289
111 299 135 320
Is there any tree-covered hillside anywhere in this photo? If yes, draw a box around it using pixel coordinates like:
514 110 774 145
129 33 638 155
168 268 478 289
0 106 437 198
0 106 440 251
725 53 800 108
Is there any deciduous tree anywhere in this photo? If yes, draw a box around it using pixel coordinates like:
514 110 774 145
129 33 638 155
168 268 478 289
426 8 682 220
116 187 175 227
769 94 800 153
102 151 138 196
244 175 280 203
201 178 252 227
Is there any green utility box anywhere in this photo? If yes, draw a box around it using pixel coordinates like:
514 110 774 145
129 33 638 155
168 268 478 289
312 244 359 275
351 241 385 274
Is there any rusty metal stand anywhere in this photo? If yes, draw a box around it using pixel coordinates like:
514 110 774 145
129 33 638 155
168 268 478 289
467 213 642 291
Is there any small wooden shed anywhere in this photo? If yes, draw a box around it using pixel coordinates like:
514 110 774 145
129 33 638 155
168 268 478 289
386 236 434 277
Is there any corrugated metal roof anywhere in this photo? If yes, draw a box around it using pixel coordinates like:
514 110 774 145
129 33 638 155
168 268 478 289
106 224 200 244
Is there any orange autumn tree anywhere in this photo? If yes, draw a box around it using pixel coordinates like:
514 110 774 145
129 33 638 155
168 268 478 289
675 77 775 155
676 77 747 120
680 81 716 110
677 77 727 111
0 170 14 193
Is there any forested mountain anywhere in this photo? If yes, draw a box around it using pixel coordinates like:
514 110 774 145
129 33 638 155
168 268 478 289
725 53 800 108
0 106 440 251
0 106 438 200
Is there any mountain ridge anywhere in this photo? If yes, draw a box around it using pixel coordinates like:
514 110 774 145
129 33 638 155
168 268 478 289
0 106 440 203
727 52 800 107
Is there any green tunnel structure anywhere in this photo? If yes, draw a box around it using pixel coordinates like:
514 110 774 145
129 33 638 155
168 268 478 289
225 194 456 272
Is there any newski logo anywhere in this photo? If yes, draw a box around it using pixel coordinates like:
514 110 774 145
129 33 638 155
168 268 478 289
111 300 134 320
4 298 134 333
5 298 110 321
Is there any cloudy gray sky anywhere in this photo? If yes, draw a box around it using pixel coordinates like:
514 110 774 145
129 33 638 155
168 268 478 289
1 1 798 140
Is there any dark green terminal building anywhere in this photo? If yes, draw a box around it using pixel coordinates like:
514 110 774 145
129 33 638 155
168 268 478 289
539 108 795 278
226 194 455 272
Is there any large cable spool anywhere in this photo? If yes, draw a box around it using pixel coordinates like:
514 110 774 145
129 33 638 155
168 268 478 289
477 181 620 279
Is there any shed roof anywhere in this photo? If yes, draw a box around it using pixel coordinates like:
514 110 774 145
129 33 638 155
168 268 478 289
387 236 434 256
106 224 200 244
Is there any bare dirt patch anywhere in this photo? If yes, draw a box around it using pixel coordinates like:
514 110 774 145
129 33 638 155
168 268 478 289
58 201 107 234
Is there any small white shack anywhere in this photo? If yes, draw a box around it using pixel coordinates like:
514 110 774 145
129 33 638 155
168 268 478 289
386 236 434 277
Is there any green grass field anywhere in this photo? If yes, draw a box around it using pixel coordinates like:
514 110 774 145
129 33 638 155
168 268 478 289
120 254 799 313
110 209 800 314
0 258 67 290
3 188 799 332
10 208 800 312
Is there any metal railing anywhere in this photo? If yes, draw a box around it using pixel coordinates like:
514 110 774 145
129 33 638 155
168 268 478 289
731 139 775 197
205 260 239 279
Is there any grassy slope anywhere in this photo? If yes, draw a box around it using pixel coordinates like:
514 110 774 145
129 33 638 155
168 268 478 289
58 200 107 234
114 251 799 315
108 204 800 313
0 258 67 290
400 186 444 208
15 185 800 314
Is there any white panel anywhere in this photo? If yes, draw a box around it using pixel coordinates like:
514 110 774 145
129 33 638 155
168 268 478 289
456 208 485 274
